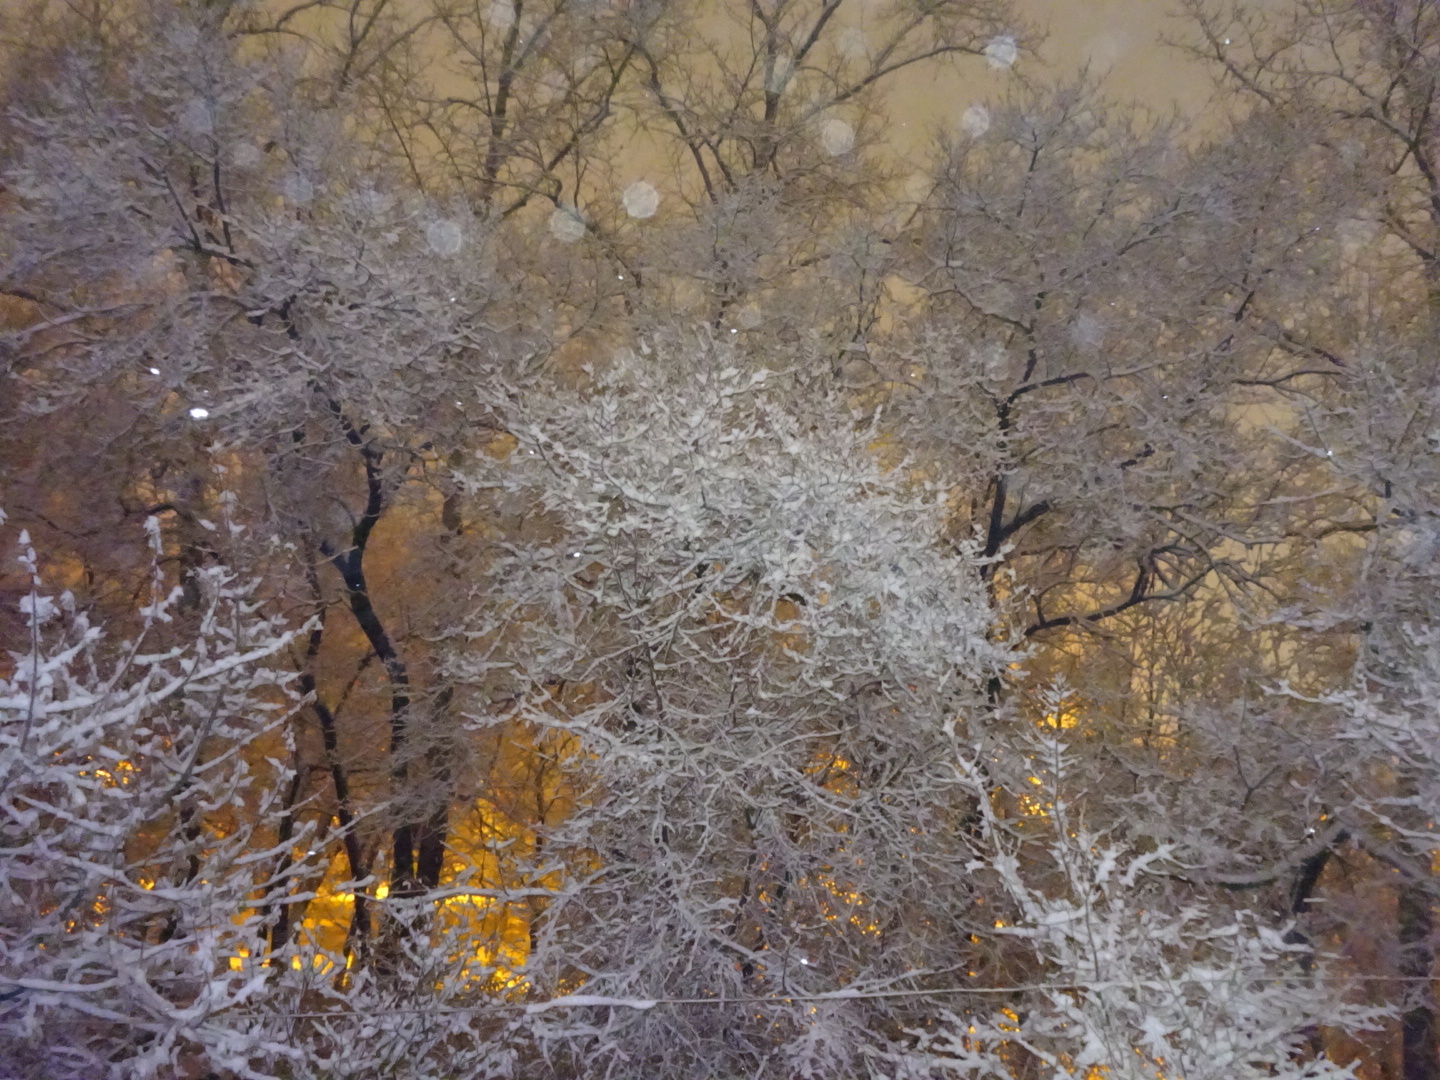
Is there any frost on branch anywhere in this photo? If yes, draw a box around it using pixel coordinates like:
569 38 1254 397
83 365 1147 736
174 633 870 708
0 520 305 1078
896 734 1386 1080
454 342 1013 1077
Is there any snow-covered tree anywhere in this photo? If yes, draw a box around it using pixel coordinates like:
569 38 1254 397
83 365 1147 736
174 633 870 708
0 514 306 1077
3 0 1434 1075
897 729 1384 1080
445 340 1011 1077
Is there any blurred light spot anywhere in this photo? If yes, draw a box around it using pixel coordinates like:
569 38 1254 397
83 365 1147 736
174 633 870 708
1069 312 1104 351
179 98 213 136
486 0 515 29
1084 32 1127 68
230 142 262 168
548 206 586 242
622 180 660 219
282 173 314 206
426 219 464 256
903 172 931 206
985 35 1018 70
189 407 210 420
353 187 393 216
838 27 868 61
766 55 793 94
819 117 855 156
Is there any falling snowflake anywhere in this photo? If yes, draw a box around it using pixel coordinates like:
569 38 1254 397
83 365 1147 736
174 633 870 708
536 71 570 104
486 0 515 30
838 27 868 61
974 341 1008 381
179 99 214 136
165 23 199 50
549 205 587 242
985 35 1018 70
1337 217 1378 255
282 173 314 206
230 142 262 168
960 104 991 138
903 172 931 207
353 187 394 217
1084 32 1126 68
819 117 855 156
189 407 211 420
766 55 794 94
1069 312 1104 352
426 219 465 255
622 180 660 219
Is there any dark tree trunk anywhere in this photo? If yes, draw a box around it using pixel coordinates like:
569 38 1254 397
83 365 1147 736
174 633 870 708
263 765 306 958
1399 880 1438 1080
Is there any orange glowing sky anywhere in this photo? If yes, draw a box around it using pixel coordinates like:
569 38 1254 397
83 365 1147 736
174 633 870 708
884 0 1216 146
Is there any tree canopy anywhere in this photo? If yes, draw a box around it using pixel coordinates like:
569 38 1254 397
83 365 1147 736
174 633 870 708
4 1 1440 1078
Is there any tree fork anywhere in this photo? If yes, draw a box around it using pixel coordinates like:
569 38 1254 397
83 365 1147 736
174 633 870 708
317 400 456 911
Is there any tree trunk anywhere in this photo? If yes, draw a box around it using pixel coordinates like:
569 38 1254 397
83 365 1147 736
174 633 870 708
1400 878 1438 1080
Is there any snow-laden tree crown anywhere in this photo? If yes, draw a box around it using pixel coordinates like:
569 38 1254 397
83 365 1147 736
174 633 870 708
4 0 1440 1077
